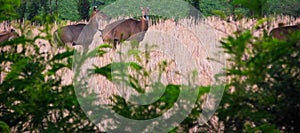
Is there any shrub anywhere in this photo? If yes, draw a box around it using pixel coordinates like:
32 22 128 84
218 20 300 132
0 20 99 132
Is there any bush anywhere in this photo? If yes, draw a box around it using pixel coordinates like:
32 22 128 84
74 42 215 132
218 20 300 132
0 20 99 132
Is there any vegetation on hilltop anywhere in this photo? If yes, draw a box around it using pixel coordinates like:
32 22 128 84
8 0 300 22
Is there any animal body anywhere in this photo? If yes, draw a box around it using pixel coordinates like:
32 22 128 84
0 28 19 84
53 6 110 46
53 24 86 46
0 29 19 43
269 24 300 40
101 7 150 49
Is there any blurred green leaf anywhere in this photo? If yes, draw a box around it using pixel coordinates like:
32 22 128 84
0 121 10 133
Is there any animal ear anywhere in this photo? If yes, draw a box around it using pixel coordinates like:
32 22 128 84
94 6 97 11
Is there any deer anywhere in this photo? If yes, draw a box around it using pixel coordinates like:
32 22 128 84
269 23 300 40
0 29 19 43
100 7 150 49
53 23 86 46
53 6 110 47
0 28 19 84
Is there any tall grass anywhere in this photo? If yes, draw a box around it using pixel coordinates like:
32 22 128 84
1 15 299 132
1 15 299 103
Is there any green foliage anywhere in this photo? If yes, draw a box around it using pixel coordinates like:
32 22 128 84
172 85 214 132
57 0 80 21
70 41 214 132
218 19 300 132
15 0 77 21
267 0 300 17
232 0 268 18
25 0 41 20
16 0 57 22
0 0 20 21
184 0 300 18
33 12 58 25
16 0 26 20
97 0 117 10
199 0 232 17
110 84 181 120
0 121 10 133
77 0 90 20
0 15 99 132
230 0 300 18
184 0 200 10
9 0 300 22
101 0 190 20
244 123 280 133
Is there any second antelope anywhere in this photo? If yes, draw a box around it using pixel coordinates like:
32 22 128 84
101 7 150 49
53 6 110 47
0 29 19 43
269 24 300 40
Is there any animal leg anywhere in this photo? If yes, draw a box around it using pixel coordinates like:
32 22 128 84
113 39 119 49
72 41 77 46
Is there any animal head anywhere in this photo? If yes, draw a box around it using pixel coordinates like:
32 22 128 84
90 6 99 19
9 29 19 40
0 28 19 43
90 6 111 21
141 7 149 21
94 6 99 12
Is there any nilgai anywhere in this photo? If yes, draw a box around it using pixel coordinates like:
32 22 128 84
101 7 150 49
53 6 110 47
53 23 86 46
0 29 19 43
0 28 19 83
269 24 300 40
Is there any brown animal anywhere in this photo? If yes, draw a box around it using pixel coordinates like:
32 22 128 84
53 24 86 46
0 28 19 83
269 24 300 40
101 7 150 49
53 6 110 46
0 29 19 43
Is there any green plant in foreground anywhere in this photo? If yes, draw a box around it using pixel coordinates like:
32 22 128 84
218 19 300 132
0 121 10 133
0 18 100 132
70 40 218 132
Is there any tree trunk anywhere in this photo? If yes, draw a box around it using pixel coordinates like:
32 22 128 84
56 0 58 14
49 0 52 14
